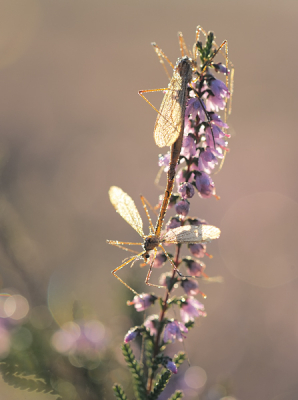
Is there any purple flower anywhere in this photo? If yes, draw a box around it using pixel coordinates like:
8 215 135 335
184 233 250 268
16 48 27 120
178 182 195 199
180 297 207 323
205 78 230 112
144 315 158 336
166 217 181 231
165 359 178 374
159 272 177 291
209 78 230 99
181 136 197 159
198 147 218 173
127 293 157 312
195 172 215 198
175 200 190 217
205 125 229 151
168 193 180 208
185 97 206 123
124 327 141 343
210 113 229 129
164 320 188 343
188 244 207 259
187 218 208 226
158 152 171 172
183 257 206 275
181 279 200 296
175 169 186 187
212 62 230 75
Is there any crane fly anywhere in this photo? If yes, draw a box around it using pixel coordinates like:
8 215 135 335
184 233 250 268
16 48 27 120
139 56 192 184
139 26 232 236
107 186 220 294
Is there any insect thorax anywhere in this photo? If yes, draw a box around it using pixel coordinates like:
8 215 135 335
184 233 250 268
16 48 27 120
143 235 160 253
176 56 193 82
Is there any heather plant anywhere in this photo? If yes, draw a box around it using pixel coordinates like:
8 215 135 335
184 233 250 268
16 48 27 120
112 28 233 400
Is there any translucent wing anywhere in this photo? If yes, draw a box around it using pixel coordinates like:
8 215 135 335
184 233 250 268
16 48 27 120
109 186 144 237
162 224 220 244
154 58 192 148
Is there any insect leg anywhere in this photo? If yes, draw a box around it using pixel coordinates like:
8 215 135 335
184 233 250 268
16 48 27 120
107 240 143 246
142 195 160 215
154 165 166 190
159 244 184 277
151 42 174 80
206 39 234 172
159 244 210 281
177 31 191 58
202 40 226 73
111 252 145 295
144 248 165 289
138 87 169 115
140 195 156 233
106 240 140 254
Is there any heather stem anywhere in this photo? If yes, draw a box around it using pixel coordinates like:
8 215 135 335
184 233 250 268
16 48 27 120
147 242 182 393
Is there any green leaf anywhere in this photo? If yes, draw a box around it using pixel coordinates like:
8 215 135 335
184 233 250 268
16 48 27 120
184 321 195 330
168 390 183 400
0 362 60 398
148 370 171 400
122 343 147 400
113 384 129 400
144 336 154 371
173 352 186 368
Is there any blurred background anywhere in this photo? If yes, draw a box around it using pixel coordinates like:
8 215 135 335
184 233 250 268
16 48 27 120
0 0 297 399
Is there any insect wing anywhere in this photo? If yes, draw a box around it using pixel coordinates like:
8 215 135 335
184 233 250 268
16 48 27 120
154 59 191 148
162 224 220 244
109 186 144 237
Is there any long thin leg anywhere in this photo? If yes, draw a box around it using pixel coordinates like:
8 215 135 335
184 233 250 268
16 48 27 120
192 26 201 61
228 66 234 116
202 40 226 73
160 244 208 281
140 195 155 233
154 165 166 190
178 32 190 58
203 38 234 116
107 240 140 254
207 39 234 172
138 87 169 115
141 194 159 217
107 240 143 246
151 42 174 80
143 196 158 212
112 252 145 295
159 245 184 277
144 248 166 289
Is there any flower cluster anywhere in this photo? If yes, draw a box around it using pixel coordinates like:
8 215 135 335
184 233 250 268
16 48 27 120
121 31 232 390
159 47 231 200
111 29 233 400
